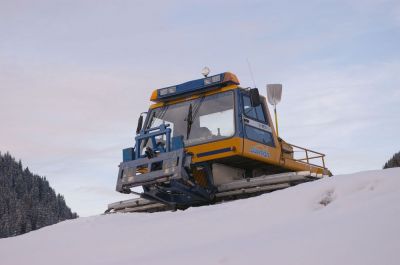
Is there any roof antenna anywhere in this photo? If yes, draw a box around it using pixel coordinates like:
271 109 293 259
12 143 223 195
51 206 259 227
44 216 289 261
246 58 257 88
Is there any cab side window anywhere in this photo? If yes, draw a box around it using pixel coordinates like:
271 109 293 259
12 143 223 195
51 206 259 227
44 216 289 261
243 95 267 124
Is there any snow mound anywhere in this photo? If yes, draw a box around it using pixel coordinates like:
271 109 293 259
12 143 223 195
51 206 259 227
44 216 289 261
1 168 400 265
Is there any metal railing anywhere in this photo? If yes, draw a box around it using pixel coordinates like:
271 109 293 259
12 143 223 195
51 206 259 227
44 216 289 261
283 142 326 169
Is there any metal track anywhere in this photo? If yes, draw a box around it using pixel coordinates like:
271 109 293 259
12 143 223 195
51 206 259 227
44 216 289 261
106 171 327 214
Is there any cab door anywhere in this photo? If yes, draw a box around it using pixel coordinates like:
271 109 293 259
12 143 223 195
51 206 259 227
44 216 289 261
240 91 276 160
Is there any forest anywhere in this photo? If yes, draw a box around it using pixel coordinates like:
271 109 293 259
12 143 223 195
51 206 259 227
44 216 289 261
0 152 77 238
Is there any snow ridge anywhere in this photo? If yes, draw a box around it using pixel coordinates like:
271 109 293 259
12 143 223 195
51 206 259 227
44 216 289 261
1 168 399 265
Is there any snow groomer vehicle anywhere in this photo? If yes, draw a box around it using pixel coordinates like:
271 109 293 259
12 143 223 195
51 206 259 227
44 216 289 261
107 68 331 213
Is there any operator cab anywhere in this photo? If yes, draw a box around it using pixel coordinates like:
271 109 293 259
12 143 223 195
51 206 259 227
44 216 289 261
139 72 275 159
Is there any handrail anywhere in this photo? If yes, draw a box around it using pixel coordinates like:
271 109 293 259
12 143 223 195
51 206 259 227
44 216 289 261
282 142 326 169
286 143 326 156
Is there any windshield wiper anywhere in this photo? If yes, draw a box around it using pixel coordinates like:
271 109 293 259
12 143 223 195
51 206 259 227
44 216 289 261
185 104 193 139
185 96 206 140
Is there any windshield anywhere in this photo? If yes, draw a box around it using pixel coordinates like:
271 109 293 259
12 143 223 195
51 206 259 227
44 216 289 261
145 91 235 147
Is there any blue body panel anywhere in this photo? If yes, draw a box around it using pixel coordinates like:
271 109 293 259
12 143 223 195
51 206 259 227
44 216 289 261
157 73 238 101
171 135 185 150
122 148 135 162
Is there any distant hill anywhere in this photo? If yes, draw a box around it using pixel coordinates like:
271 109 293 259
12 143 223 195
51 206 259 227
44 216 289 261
384 151 400 169
0 152 77 238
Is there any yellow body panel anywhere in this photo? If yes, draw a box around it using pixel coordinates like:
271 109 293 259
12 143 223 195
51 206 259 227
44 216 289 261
187 137 325 174
242 139 281 164
187 137 243 163
242 139 324 174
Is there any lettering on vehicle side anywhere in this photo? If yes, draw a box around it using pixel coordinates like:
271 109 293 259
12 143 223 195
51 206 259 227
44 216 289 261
250 147 270 158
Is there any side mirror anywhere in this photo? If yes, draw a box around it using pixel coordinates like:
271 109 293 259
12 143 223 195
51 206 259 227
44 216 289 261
250 88 261 107
136 115 144 134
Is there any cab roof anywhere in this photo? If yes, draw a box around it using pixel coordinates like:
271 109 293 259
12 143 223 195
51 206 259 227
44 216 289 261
150 72 240 102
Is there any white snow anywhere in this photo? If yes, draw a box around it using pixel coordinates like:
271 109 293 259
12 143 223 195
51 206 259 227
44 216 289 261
1 168 400 265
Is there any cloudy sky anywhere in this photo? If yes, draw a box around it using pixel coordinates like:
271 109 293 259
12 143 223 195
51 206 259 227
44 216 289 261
1 0 399 216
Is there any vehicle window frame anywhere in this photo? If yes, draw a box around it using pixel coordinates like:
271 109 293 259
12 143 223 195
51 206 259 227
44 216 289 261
241 91 275 147
241 93 268 125
144 90 237 148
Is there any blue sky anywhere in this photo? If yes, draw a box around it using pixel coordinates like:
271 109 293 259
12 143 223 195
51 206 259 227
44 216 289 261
0 0 399 216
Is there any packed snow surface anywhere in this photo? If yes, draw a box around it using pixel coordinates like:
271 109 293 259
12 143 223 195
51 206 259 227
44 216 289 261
1 168 400 265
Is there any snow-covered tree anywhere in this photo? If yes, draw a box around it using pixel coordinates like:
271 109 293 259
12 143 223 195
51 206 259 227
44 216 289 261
0 152 78 238
384 151 400 169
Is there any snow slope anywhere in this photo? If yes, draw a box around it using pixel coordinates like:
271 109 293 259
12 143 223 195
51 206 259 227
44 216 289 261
1 168 400 265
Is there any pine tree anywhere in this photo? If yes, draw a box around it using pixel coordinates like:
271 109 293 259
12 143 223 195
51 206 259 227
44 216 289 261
0 152 78 238
383 151 400 169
